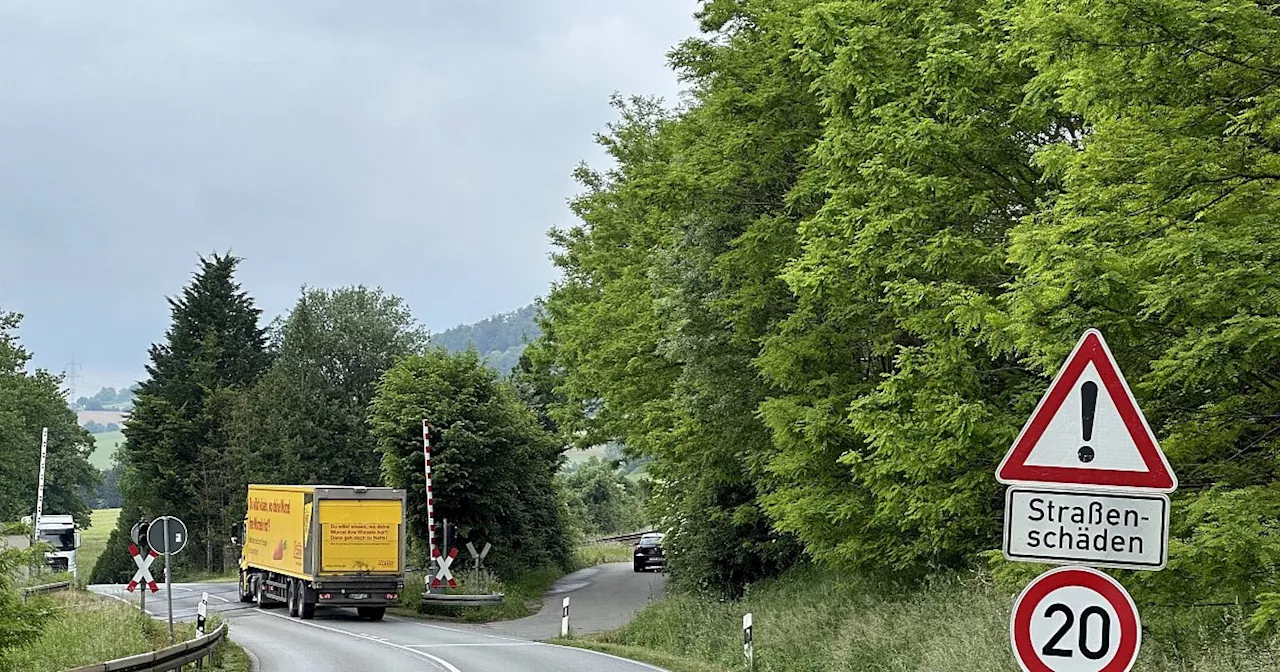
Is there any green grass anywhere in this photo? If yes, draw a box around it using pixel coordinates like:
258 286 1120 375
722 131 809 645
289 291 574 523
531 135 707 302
0 590 249 671
90 430 125 469
575 543 634 567
590 565 1280 672
394 565 566 623
78 508 120 582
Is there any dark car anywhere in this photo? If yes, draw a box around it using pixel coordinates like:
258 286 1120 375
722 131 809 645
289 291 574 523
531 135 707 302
633 532 665 572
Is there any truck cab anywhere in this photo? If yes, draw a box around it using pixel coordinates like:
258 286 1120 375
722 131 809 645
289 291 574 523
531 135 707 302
34 514 81 578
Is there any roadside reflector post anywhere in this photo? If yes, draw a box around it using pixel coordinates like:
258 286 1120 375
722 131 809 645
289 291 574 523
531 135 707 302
561 596 570 637
196 591 209 671
743 612 754 671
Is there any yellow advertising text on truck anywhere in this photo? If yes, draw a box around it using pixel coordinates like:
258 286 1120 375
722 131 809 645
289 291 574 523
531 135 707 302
236 484 406 621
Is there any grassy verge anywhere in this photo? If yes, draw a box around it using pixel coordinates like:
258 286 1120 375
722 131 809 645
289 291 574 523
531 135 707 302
575 543 633 567
78 507 121 581
393 565 563 622
0 590 249 672
554 639 732 672
392 542 634 624
585 565 1280 672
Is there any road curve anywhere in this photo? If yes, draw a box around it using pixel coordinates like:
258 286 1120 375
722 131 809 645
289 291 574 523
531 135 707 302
90 562 669 671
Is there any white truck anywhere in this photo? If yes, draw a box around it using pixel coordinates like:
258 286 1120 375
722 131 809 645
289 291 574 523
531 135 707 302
27 514 81 578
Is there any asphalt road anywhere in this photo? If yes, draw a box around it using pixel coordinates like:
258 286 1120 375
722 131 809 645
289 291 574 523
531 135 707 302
89 562 669 672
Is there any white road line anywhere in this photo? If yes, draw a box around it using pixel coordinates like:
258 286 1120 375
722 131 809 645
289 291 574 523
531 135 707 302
385 615 527 642
210 594 231 603
404 642 539 648
94 589 155 617
259 610 463 672
538 643 670 672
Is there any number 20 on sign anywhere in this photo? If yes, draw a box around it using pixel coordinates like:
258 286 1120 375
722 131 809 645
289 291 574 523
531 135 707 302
1011 566 1141 672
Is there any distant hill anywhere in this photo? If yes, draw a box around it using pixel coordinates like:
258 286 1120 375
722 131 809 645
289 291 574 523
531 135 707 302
430 304 541 374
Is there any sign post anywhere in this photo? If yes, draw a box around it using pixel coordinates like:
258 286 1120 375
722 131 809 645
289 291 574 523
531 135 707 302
148 515 187 645
743 612 754 671
996 329 1177 672
129 519 151 614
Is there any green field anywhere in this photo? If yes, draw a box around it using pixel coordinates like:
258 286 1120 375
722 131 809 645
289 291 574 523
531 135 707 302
563 445 609 467
79 508 121 579
90 431 124 469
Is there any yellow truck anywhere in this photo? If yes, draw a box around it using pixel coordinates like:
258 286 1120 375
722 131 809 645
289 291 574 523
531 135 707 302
235 484 406 620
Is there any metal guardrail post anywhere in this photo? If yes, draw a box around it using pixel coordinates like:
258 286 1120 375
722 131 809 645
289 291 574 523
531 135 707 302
18 580 71 603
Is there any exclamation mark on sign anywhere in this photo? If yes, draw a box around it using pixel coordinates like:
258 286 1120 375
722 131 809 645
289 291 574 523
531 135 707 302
1078 381 1098 464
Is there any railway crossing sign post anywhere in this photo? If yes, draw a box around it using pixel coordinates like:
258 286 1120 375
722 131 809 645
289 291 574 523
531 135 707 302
431 547 458 589
996 329 1177 672
148 515 187 646
125 541 159 615
466 541 492 591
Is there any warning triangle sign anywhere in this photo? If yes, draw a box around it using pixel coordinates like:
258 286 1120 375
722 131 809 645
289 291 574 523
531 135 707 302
997 329 1177 492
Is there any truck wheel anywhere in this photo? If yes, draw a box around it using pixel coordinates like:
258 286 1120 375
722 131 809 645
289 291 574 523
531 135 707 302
254 579 268 609
238 571 253 603
287 581 299 617
357 606 386 621
299 595 316 620
633 560 643 572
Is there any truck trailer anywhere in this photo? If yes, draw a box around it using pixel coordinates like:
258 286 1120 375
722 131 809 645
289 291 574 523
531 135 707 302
236 484 406 620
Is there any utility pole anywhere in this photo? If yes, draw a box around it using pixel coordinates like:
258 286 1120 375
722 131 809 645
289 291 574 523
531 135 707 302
33 428 48 544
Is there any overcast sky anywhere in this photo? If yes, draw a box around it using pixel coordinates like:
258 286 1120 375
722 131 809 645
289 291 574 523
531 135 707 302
0 1 697 393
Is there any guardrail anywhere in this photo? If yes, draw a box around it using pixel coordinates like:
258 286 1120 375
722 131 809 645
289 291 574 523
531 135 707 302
64 623 229 672
19 579 71 602
588 529 659 546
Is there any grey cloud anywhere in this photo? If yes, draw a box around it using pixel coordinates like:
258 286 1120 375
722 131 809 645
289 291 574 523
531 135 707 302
0 0 697 386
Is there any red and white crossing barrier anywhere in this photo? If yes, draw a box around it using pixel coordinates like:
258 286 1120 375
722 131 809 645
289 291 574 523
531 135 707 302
423 420 436 565
126 544 159 594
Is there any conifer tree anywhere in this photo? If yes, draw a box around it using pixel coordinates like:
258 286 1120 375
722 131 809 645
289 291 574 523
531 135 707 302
118 254 269 571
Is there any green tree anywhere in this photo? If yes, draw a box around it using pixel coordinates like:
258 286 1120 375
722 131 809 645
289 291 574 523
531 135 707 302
1005 0 1280 616
118 253 270 572
371 348 570 578
558 457 647 538
0 310 98 525
231 286 426 487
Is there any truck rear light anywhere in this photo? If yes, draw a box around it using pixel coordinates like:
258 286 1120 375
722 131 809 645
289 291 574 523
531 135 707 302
319 593 332 600
385 593 398 600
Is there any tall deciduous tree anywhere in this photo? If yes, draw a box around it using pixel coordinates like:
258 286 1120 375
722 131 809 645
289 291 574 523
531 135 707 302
371 348 570 579
232 286 426 488
118 254 269 571
0 310 98 525
1006 0 1280 614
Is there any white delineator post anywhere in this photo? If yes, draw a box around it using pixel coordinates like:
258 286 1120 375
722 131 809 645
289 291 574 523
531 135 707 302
423 420 438 579
561 596 570 637
32 427 48 543
743 612 754 671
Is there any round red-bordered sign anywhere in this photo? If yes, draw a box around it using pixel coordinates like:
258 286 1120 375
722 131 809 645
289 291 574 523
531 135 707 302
1010 566 1141 672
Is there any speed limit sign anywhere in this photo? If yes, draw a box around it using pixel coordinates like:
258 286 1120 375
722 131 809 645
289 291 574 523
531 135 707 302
1010 566 1141 672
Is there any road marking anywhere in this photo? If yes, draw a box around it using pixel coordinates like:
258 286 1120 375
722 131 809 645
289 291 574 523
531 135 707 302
209 593 231 603
385 615 527 642
259 610 463 672
539 643 670 671
404 642 539 648
92 588 155 617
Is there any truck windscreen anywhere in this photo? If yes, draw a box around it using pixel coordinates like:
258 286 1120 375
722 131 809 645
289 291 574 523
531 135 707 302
40 530 75 551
